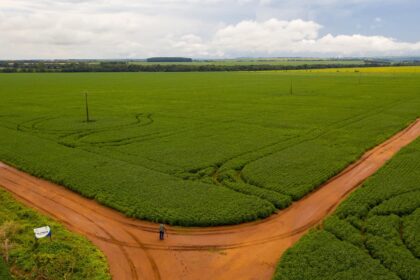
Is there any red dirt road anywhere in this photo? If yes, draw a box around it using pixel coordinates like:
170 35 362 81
1 119 419 280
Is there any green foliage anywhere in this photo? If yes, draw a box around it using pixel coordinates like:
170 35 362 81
274 230 398 280
223 180 291 209
0 258 12 280
275 138 420 280
366 235 420 280
370 191 420 216
323 216 364 248
146 57 193 63
403 209 420 258
0 72 419 226
365 215 401 246
0 189 110 280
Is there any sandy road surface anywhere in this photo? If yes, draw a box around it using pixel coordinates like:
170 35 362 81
0 119 419 280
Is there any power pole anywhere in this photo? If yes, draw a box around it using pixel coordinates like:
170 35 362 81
290 79 293 95
85 92 90 123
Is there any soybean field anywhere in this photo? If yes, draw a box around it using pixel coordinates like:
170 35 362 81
274 137 420 280
0 69 419 226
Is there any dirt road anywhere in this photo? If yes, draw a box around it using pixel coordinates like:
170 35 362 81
1 119 419 280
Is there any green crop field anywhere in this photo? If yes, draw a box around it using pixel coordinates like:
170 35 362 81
274 137 420 280
0 69 419 226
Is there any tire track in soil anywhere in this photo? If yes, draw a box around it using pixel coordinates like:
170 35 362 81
125 230 162 280
0 118 419 280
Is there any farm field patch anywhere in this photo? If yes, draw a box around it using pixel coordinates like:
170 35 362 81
274 137 420 280
0 71 419 226
304 65 420 73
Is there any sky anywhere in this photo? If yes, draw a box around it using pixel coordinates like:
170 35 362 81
1 0 420 59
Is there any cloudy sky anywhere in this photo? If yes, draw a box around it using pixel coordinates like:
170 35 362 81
1 0 420 59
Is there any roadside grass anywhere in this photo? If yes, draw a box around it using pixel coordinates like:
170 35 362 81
274 138 420 280
0 258 12 280
0 188 110 280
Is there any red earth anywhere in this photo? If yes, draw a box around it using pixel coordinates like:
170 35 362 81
0 118 419 280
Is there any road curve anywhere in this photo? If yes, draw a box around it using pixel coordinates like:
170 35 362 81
0 118 419 280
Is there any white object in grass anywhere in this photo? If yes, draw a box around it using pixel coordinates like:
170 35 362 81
34 226 51 239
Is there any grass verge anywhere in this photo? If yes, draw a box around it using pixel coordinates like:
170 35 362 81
0 258 12 280
0 188 110 280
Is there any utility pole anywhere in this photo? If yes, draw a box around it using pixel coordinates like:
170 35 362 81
85 92 90 123
290 79 293 95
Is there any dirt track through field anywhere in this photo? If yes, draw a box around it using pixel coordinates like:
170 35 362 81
1 119 419 280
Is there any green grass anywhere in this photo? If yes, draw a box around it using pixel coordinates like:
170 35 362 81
0 258 12 280
0 188 110 280
0 71 419 226
274 138 420 280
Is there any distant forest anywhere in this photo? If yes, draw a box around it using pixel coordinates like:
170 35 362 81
0 59 416 73
146 57 193 62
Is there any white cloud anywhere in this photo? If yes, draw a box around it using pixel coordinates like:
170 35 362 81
0 0 419 59
201 19 420 57
312 34 420 56
211 19 322 55
167 19 420 57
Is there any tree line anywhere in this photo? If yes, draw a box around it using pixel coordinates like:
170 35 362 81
146 57 193 62
0 60 416 73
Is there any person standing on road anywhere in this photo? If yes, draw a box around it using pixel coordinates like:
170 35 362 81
159 224 166 240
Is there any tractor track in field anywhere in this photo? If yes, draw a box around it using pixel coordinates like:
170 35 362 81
0 118 419 280
195 98 410 198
